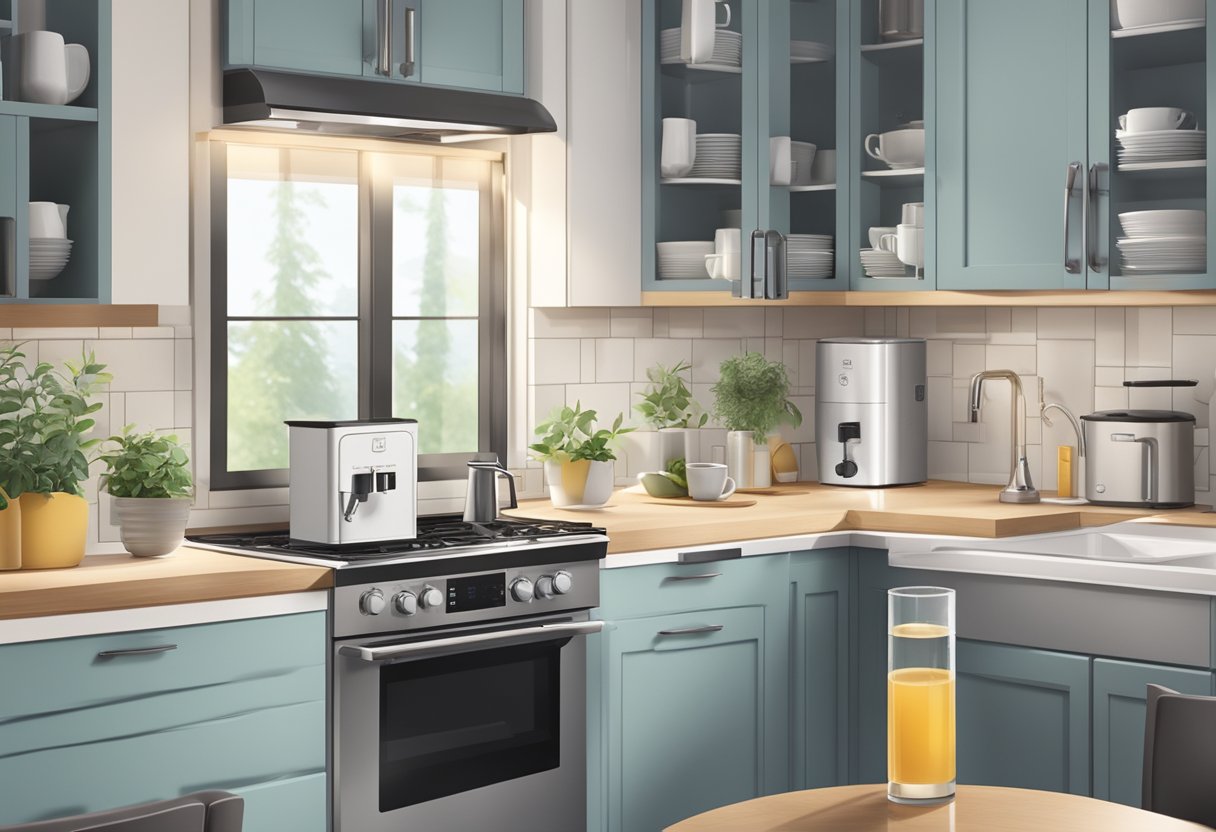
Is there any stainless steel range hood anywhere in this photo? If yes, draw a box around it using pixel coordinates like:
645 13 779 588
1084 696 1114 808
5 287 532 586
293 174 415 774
222 68 557 143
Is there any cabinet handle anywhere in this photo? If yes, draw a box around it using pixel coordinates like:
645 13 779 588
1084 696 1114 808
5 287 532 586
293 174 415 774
376 0 392 76
1086 163 1105 273
1063 161 1081 274
657 625 725 637
665 572 723 582
678 547 741 564
766 231 788 300
402 6 417 78
742 228 766 299
96 644 177 659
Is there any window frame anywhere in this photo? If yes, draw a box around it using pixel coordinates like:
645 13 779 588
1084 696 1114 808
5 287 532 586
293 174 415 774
209 135 508 492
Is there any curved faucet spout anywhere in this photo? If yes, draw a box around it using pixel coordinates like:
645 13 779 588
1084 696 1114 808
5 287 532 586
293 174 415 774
968 370 1039 504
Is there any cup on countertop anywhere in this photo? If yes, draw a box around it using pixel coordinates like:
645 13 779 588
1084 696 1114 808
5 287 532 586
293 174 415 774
1119 107 1195 133
869 226 896 251
686 462 737 501
901 202 925 227
809 148 836 184
29 202 68 238
661 118 697 178
12 30 90 106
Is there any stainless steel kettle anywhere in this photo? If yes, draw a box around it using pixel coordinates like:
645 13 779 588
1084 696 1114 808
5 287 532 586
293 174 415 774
463 460 518 523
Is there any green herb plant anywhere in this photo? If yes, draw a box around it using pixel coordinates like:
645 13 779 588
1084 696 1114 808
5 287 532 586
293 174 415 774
634 361 708 430
664 457 688 489
99 427 194 499
0 345 110 510
529 402 635 464
711 352 802 443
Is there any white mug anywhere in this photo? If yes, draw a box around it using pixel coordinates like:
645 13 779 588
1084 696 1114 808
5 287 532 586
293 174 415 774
868 226 896 249
705 251 739 280
864 128 925 170
16 31 89 106
876 232 900 254
809 148 836 184
714 227 741 254
661 118 697 178
1119 107 1195 133
29 202 68 238
901 202 925 227
681 0 732 64
895 223 925 268
770 136 793 186
686 462 737 501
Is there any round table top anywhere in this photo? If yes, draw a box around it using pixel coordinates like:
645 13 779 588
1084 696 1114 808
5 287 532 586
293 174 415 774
663 784 1213 831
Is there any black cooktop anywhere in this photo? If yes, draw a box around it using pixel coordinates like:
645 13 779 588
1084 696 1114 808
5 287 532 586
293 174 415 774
188 514 604 563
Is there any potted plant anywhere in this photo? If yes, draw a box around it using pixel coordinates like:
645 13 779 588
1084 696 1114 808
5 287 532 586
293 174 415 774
99 427 194 557
634 360 708 469
530 402 634 507
0 346 109 569
712 352 802 488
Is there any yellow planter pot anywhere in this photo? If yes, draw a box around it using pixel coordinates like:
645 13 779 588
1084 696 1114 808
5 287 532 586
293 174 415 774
0 491 19 570
19 492 88 569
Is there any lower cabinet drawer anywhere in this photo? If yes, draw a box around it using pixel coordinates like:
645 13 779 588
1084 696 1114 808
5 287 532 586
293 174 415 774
600 555 790 618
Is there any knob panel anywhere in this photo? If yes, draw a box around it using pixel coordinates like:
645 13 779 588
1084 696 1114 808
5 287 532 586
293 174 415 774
359 589 386 616
552 570 573 595
393 591 418 616
511 577 535 602
420 586 444 609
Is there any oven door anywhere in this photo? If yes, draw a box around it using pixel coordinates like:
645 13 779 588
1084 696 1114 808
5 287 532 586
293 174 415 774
333 614 601 832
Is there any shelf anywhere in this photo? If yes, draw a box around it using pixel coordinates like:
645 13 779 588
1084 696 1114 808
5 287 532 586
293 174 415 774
1117 159 1206 177
860 38 924 51
0 304 158 326
791 56 831 65
860 38 924 66
659 60 742 78
640 290 1216 307
661 177 742 185
0 101 99 124
789 183 837 192
1111 21 1205 69
1111 19 1205 39
861 167 924 181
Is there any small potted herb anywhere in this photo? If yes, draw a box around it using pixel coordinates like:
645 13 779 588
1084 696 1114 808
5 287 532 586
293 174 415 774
529 403 634 507
99 427 194 557
634 360 708 469
712 352 802 488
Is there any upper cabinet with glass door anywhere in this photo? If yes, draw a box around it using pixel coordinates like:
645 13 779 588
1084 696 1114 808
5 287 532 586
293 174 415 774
850 0 934 291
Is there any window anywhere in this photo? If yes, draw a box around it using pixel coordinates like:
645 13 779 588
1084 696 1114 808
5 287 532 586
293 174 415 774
210 137 506 490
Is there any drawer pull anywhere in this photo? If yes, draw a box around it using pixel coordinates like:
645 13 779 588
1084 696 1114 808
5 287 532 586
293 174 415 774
678 547 741 564
96 644 178 659
657 625 724 637
666 572 722 582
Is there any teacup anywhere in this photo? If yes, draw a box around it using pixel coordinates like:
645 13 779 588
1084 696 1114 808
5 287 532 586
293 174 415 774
686 462 737 501
864 128 925 170
894 223 925 269
901 202 925 227
869 226 896 249
1119 107 1195 133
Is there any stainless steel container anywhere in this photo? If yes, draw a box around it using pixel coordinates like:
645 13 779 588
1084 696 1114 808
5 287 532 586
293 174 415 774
1081 410 1195 508
880 0 924 41
815 337 927 487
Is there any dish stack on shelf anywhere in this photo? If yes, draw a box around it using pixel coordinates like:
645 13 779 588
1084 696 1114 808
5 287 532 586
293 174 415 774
1116 124 1205 169
787 234 833 278
1116 209 1206 274
656 241 714 279
660 27 742 68
790 40 833 63
688 133 742 180
30 238 73 281
859 249 908 278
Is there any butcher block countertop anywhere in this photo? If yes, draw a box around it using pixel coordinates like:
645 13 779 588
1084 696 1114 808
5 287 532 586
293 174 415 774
0 547 332 620
506 480 1216 555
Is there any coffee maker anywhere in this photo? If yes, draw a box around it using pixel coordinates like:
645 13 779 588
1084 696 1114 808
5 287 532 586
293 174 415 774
286 419 418 545
815 338 927 487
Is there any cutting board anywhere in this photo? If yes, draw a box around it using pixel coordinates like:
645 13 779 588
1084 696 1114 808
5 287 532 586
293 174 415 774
640 495 758 508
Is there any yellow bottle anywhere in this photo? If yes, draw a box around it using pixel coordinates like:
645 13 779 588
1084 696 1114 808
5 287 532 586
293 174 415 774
1057 445 1074 499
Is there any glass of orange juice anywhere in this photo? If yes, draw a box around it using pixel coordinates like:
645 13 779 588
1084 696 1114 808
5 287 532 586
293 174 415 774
888 586 956 805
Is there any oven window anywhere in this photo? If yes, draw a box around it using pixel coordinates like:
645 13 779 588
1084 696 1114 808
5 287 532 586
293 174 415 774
379 639 563 810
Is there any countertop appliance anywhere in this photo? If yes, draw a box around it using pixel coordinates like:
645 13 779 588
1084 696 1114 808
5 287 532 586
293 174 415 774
815 337 927 487
286 419 418 546
463 459 517 523
1082 403 1196 509
189 514 608 832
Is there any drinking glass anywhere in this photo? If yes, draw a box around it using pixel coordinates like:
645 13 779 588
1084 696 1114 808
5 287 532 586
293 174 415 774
888 586 956 805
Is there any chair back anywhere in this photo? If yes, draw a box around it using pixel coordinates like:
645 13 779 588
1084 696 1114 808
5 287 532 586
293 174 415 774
1143 683 1216 827
0 791 242 832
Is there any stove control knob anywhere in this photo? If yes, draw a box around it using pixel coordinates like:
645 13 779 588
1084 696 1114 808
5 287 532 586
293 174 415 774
552 570 574 595
536 571 573 599
359 589 386 616
510 577 535 603
420 586 445 610
393 591 418 616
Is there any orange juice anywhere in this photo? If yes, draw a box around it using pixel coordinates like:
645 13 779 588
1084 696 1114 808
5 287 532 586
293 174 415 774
888 622 955 786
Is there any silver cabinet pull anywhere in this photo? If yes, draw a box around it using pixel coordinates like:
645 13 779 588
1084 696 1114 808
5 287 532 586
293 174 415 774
740 228 766 299
678 546 741 564
339 620 604 663
402 6 417 78
657 624 725 636
665 572 722 582
766 230 788 299
1087 162 1105 272
376 0 392 76
1063 161 1081 274
97 644 177 659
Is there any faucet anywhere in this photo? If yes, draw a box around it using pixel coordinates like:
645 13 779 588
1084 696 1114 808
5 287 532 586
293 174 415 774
1038 379 1086 459
969 370 1040 504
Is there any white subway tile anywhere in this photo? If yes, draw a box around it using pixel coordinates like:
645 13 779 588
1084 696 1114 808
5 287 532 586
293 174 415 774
1174 307 1216 335
564 383 633 424
896 308 910 338
1094 366 1124 387
174 391 193 428
985 308 1012 333
174 326 194 340
1094 308 1124 367
784 308 864 338
528 385 567 432
1125 308 1172 368
125 391 176 431
985 344 1036 375
926 340 952 377
704 307 766 338
133 326 176 339
745 337 767 355
652 309 670 338
1038 308 1094 339
986 331 1037 346
1038 339 1095 421
1010 308 1037 333
937 308 987 334
99 327 131 339
766 308 783 337
1172 335 1216 427
908 308 936 338
953 344 985 379
1198 428 1210 447
530 338 581 385
174 340 193 390
12 327 98 340
668 309 704 338
609 309 653 338
864 308 885 336
580 340 596 383
798 340 816 389
634 338 693 380
690 339 743 383
595 339 635 383
782 341 800 383
928 441 968 480
36 339 87 369
928 377 953 441
531 308 612 338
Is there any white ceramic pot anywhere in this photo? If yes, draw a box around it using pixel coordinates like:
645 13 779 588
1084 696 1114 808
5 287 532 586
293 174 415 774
544 459 615 507
752 445 772 488
110 496 192 557
726 430 755 488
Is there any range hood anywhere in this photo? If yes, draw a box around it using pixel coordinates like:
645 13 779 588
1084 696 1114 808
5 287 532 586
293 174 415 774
222 68 556 143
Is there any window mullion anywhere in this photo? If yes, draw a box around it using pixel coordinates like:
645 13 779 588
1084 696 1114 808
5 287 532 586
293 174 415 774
364 153 395 419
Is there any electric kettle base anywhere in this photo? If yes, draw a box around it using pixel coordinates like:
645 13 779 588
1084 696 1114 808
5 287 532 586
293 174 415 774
1086 498 1194 510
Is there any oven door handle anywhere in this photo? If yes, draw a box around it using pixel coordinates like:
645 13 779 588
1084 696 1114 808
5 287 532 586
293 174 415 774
338 620 606 663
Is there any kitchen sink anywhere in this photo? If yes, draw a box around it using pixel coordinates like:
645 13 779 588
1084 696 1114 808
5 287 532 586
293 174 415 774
934 528 1216 563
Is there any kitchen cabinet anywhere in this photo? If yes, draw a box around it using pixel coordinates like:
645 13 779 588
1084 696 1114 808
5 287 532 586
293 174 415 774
0 611 326 830
225 0 525 94
590 555 790 832
1092 659 1215 807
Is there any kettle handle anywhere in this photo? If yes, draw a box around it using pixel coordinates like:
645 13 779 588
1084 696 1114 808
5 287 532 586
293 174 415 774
493 464 518 510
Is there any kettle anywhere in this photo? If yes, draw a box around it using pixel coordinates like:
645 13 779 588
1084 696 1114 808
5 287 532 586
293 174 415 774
463 460 518 523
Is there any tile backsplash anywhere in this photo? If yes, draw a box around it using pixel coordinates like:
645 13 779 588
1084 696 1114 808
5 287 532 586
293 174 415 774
526 306 1216 500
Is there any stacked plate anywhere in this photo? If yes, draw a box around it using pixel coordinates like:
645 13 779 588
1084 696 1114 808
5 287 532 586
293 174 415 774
1117 209 1206 274
1116 129 1205 166
790 40 834 62
30 237 73 281
689 133 742 179
657 241 714 279
659 27 743 67
790 141 817 185
787 234 833 278
859 248 908 278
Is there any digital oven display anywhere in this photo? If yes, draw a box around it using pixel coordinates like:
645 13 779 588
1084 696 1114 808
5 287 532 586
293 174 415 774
446 573 507 613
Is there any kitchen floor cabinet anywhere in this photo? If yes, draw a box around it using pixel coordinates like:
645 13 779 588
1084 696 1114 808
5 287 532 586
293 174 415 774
590 555 791 832
0 611 326 830
225 0 524 94
1092 659 1215 807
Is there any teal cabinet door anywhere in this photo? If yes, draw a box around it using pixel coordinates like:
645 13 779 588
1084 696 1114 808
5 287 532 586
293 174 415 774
790 549 851 789
935 0 1090 290
956 640 1090 795
1092 659 1214 807
855 549 895 784
227 0 367 76
412 0 525 93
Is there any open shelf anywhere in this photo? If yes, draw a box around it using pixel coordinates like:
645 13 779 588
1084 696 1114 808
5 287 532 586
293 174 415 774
1117 159 1206 177
861 167 924 181
860 37 923 51
661 177 742 185
860 38 923 66
659 60 743 78
0 304 157 325
790 183 837 192
1111 21 1205 69
0 101 98 123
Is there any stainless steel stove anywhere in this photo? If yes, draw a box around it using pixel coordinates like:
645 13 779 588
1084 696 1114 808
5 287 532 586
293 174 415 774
189 515 608 832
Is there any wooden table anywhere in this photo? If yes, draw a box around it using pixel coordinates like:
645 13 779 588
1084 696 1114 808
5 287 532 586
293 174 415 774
664 784 1213 831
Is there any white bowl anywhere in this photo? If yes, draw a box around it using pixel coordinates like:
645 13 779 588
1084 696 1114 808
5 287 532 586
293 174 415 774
1114 0 1205 29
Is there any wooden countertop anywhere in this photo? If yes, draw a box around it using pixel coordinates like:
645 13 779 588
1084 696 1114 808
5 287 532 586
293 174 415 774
506 480 1216 555
0 547 332 620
